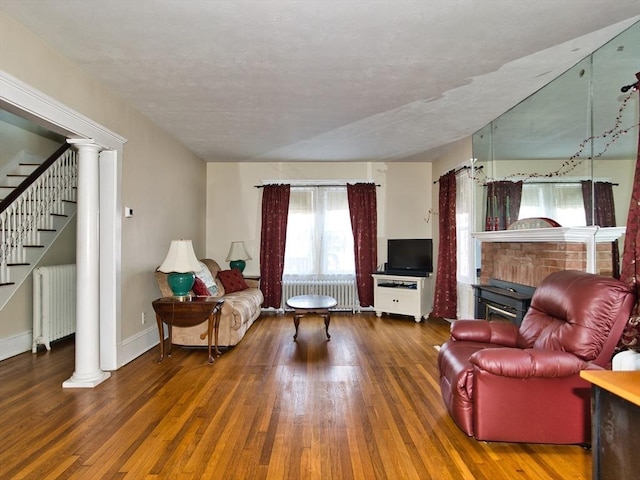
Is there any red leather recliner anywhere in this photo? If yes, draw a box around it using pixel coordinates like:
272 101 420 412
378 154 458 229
437 270 636 445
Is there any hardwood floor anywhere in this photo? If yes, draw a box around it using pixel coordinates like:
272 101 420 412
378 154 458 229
0 312 591 479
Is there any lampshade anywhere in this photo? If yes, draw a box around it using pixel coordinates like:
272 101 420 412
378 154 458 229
225 241 251 273
158 240 201 297
158 240 201 273
225 241 251 262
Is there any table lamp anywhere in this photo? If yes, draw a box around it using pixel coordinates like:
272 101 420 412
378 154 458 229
158 239 202 297
225 241 251 272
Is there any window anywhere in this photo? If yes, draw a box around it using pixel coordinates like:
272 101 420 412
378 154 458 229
518 183 586 227
283 186 355 277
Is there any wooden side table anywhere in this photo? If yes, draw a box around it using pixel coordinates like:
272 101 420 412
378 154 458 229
580 370 640 479
152 296 224 364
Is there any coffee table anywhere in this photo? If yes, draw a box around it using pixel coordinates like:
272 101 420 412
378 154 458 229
286 294 337 341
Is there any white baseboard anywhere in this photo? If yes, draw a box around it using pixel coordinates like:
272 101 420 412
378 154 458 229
0 331 33 361
117 324 163 369
0 326 163 369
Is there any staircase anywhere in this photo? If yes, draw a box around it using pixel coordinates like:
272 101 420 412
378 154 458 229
0 144 77 310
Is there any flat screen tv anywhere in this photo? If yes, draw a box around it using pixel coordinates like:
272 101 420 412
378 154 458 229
386 238 433 275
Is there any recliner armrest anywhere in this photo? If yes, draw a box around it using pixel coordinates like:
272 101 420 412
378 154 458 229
470 348 589 379
450 319 519 347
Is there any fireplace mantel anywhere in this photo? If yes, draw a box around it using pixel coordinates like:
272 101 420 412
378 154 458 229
472 226 626 274
472 226 626 243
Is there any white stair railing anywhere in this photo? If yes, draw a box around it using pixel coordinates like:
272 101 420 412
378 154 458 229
0 147 77 285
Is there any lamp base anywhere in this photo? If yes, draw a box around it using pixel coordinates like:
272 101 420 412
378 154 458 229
167 272 196 297
229 260 246 273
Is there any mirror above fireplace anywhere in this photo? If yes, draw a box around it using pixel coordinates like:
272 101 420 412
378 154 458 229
472 20 639 231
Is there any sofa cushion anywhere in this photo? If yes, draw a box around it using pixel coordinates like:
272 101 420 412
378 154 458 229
220 288 264 329
192 277 210 296
217 269 249 293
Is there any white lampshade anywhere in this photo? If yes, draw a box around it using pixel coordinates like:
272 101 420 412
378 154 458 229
158 240 201 273
225 241 252 261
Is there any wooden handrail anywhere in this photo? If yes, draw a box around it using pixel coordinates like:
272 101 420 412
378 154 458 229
0 143 72 213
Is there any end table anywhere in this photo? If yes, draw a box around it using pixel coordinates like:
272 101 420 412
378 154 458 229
152 296 224 364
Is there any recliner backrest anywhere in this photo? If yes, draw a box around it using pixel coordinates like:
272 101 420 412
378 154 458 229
516 270 635 367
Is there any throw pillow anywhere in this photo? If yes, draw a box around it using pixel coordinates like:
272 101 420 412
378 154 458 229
192 276 210 297
217 269 249 294
195 261 219 296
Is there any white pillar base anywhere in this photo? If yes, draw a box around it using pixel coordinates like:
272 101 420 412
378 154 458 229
63 371 111 389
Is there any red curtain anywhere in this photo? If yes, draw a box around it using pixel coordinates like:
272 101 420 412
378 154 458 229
259 184 290 308
347 183 377 307
485 181 523 231
582 180 620 278
619 77 640 350
432 170 457 318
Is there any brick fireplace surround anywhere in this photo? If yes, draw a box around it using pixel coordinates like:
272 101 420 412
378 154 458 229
473 227 627 288
480 242 615 287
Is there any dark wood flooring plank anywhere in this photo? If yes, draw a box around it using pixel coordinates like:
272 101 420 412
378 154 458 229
0 313 590 479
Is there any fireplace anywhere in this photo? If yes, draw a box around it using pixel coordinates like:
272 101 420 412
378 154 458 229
472 279 536 326
470 226 626 326
472 226 626 284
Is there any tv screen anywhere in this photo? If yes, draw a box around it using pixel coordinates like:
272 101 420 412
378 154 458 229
387 239 433 274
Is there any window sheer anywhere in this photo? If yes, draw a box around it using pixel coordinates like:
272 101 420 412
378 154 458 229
456 168 475 318
518 183 586 226
283 186 355 278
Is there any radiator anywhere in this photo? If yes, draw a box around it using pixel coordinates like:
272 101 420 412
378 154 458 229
32 264 76 352
282 277 359 311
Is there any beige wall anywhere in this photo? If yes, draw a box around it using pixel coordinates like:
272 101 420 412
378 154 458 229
0 116 63 170
0 12 206 355
206 162 434 276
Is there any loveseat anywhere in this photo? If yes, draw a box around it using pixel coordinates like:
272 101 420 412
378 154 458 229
155 259 263 347
437 270 635 445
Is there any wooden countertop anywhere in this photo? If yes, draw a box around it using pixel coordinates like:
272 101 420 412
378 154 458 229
580 370 640 407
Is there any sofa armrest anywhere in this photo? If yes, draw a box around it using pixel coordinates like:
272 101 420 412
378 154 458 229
470 348 589 379
450 319 519 347
244 278 260 289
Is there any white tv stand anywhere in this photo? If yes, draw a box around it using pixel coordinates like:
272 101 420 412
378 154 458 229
372 273 432 322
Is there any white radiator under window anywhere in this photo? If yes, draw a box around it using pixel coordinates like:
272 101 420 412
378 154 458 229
32 264 76 352
282 276 359 312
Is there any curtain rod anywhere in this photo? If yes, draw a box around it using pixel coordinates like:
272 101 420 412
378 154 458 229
255 183 381 188
525 181 618 186
433 165 483 184
483 180 619 186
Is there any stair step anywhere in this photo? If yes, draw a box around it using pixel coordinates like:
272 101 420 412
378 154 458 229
1 149 77 305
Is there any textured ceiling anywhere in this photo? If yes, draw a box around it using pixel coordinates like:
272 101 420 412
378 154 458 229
1 1 639 162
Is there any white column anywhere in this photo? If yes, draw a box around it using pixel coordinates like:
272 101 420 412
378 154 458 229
63 139 111 388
